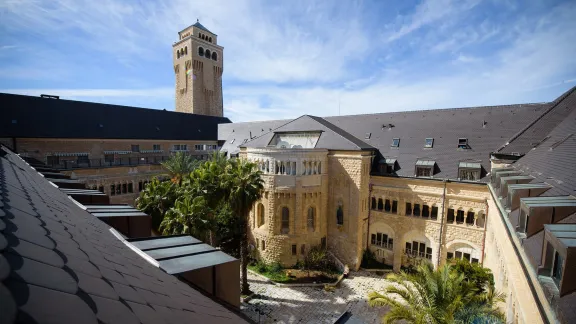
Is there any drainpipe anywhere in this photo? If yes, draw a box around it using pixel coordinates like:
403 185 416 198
436 179 448 268
481 199 489 266
366 183 373 249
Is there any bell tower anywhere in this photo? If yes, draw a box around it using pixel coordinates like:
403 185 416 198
173 20 224 117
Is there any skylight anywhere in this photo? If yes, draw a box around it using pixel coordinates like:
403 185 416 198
391 138 400 147
268 132 321 149
458 138 468 149
425 138 434 148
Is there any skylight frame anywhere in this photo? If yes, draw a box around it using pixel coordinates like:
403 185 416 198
425 138 434 148
391 138 400 147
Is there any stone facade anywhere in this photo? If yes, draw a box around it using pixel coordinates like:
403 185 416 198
173 23 223 117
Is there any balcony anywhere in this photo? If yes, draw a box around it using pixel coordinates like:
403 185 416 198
46 155 171 170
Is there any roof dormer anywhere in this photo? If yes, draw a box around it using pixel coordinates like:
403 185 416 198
517 196 576 237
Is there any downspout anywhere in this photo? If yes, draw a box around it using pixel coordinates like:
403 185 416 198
366 183 373 249
481 199 489 265
436 179 447 268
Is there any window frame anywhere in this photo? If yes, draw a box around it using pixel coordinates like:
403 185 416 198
281 207 290 234
425 138 434 148
391 138 400 147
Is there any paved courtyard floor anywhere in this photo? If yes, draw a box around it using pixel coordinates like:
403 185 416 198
241 271 392 324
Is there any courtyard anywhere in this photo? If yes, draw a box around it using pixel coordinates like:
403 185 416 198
241 270 392 324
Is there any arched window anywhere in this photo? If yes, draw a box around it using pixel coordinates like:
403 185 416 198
198 47 204 56
307 207 315 232
371 197 377 210
205 49 211 59
257 203 265 227
466 210 475 225
177 51 180 59
281 207 290 234
209 37 212 43
384 199 391 212
336 203 344 225
456 208 465 224
184 46 187 55
211 52 218 61
201 34 205 40
377 198 383 211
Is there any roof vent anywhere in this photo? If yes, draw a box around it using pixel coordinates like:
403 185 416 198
482 120 487 128
40 94 59 99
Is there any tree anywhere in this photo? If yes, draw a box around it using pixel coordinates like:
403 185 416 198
224 158 264 295
161 152 200 184
159 195 213 239
449 259 495 293
136 178 177 231
367 263 504 323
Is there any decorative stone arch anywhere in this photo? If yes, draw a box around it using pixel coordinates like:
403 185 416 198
276 205 291 235
211 51 218 61
205 49 211 59
402 229 435 248
445 239 481 262
304 204 317 233
198 46 204 56
370 221 396 242
256 202 265 228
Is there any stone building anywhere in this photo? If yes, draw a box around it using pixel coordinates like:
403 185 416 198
173 20 224 117
0 92 230 204
219 86 576 323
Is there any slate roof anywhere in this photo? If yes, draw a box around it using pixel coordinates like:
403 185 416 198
219 101 550 181
240 115 376 151
0 145 248 323
0 93 231 140
497 86 576 154
192 21 215 35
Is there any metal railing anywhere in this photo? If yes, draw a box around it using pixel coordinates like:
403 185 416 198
45 155 171 170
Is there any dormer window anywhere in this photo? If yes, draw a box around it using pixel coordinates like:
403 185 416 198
517 196 576 237
391 138 400 147
379 158 397 174
458 161 481 181
425 138 434 148
542 224 576 295
458 138 469 149
415 160 435 177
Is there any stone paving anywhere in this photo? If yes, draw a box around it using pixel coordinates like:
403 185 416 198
241 271 393 324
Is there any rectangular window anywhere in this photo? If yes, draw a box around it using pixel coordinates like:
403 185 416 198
195 144 204 151
376 233 382 246
262 241 266 251
406 203 412 216
371 234 376 245
456 210 465 224
463 253 471 261
138 181 143 191
447 252 454 259
431 206 438 220
466 211 475 225
413 204 421 216
122 183 127 194
426 247 432 260
391 138 400 147
104 154 114 163
131 145 140 152
110 184 115 196
47 155 60 166
458 138 468 149
422 205 429 217
552 251 564 285
173 144 188 151
292 244 297 255
98 186 104 193
419 243 426 256
405 242 412 253
455 251 462 259
382 234 388 246
471 258 479 264
392 200 398 213
447 209 455 223
116 185 121 195
416 167 432 177
384 199 391 212
153 144 161 151
388 238 393 250
77 155 89 164
425 138 434 148
128 183 133 193
459 169 480 181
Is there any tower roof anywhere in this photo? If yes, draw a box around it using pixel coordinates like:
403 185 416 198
192 20 216 35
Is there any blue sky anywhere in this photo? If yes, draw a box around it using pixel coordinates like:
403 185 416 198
1 0 575 122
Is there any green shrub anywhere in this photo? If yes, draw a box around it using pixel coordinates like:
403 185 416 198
255 260 267 273
268 262 283 274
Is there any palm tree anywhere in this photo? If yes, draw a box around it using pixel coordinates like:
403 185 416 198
136 178 177 231
224 158 264 295
160 195 212 239
161 152 201 184
367 263 504 324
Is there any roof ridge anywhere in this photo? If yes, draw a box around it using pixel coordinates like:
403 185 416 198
496 86 576 153
307 115 376 150
240 115 309 147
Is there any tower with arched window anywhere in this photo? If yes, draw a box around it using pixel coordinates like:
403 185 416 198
173 20 224 117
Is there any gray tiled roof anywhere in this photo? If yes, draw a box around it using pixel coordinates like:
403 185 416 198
0 146 248 323
240 115 375 151
220 101 549 181
498 86 576 154
0 93 231 140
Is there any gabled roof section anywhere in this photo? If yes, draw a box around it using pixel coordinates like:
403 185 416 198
193 21 215 35
0 93 231 140
240 115 376 151
498 86 576 154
